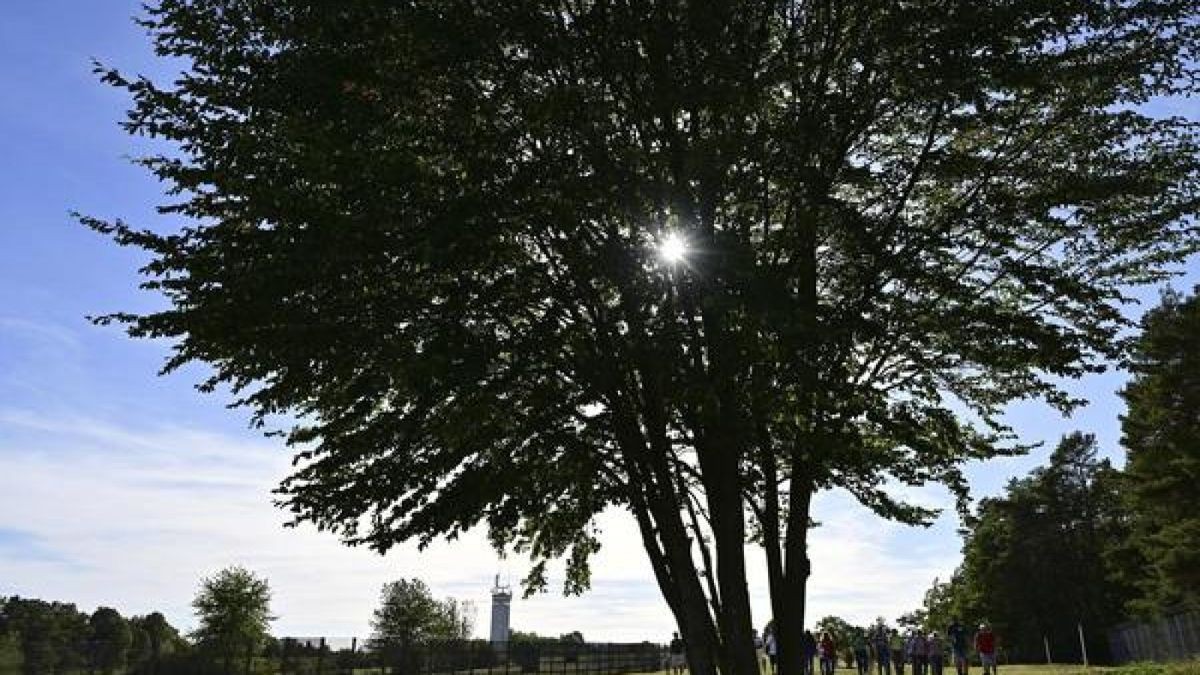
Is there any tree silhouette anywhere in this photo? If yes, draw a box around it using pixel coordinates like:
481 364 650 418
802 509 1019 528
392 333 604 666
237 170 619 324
89 3 1198 674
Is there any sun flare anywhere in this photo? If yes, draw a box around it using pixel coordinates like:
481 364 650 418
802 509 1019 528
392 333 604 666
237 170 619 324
659 233 687 264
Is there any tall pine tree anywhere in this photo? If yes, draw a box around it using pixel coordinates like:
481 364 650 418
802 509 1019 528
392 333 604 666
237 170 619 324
1120 288 1200 616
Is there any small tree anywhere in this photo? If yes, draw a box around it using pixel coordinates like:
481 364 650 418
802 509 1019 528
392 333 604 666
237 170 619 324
813 615 857 661
129 612 184 675
444 599 477 642
370 579 471 648
191 567 273 675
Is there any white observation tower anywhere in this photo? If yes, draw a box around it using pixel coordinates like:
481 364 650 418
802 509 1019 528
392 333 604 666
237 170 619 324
489 574 512 645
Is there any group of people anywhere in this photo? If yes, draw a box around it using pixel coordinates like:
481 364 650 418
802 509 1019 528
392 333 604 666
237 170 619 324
759 620 998 675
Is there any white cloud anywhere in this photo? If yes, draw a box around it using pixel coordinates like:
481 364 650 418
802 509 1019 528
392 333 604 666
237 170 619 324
0 406 960 643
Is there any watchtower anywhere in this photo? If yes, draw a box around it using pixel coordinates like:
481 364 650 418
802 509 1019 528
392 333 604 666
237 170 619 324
489 574 512 645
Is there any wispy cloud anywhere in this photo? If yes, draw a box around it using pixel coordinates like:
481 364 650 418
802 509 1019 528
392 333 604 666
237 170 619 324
0 319 970 641
0 316 82 350
0 528 80 566
0 406 961 640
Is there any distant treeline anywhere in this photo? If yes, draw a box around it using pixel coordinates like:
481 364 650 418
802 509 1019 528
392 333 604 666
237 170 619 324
0 571 601 675
907 288 1200 664
0 598 186 674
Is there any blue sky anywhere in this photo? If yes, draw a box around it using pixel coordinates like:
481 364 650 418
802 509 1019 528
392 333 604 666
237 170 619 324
0 1 1197 642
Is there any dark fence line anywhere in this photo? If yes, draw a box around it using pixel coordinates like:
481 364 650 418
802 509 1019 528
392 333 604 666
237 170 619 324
0 636 664 675
272 639 664 675
1108 610 1200 664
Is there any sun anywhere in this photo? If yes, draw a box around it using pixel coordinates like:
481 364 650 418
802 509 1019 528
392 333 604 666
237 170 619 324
659 232 688 264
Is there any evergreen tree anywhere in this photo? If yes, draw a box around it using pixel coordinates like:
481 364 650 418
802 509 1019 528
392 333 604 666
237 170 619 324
926 434 1136 662
1120 287 1200 615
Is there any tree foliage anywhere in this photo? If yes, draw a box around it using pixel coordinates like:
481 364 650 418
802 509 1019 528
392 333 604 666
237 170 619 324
1 597 186 675
812 616 862 667
128 611 187 675
909 288 1200 662
370 578 474 648
191 566 274 675
1120 287 1200 616
87 607 132 674
915 433 1139 662
89 2 1198 675
1 596 89 675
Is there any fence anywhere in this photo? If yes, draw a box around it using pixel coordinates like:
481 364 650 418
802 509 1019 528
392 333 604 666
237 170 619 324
273 639 665 675
1108 610 1200 664
0 636 663 675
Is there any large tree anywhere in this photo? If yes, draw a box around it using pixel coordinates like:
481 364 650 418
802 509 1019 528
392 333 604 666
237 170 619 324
190 567 273 675
1119 287 1200 616
89 2 1198 675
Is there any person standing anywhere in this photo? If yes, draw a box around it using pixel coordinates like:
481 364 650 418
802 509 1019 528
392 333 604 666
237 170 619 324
873 627 892 675
946 619 968 675
765 628 779 674
973 625 996 675
854 632 871 675
804 630 819 675
668 632 687 675
890 630 906 675
906 631 927 675
819 632 838 675
926 632 944 675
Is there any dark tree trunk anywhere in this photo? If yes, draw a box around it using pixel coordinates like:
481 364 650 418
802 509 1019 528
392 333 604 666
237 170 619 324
762 451 791 675
629 487 722 675
769 188 820 675
696 424 760 675
782 484 814 675
614 406 721 675
708 482 760 675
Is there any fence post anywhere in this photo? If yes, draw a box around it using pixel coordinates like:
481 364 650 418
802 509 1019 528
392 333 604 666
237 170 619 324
1077 624 1088 667
1043 636 1051 665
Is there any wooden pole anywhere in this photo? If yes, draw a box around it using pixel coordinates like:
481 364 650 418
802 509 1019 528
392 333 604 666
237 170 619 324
1043 636 1051 665
1077 624 1088 667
